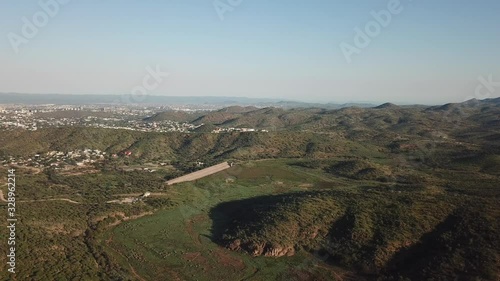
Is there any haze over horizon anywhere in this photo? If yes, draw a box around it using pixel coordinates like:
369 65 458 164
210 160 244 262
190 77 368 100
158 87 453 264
1 0 499 104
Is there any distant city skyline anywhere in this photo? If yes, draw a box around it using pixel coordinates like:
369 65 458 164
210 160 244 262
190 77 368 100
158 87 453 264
1 0 499 104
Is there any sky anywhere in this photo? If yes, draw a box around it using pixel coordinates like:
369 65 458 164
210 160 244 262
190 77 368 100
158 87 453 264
0 0 499 104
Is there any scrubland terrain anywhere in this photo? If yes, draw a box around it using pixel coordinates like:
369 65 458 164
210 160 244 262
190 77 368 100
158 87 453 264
0 98 499 280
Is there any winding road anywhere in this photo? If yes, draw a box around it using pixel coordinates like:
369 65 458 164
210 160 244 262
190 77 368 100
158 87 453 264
0 189 79 204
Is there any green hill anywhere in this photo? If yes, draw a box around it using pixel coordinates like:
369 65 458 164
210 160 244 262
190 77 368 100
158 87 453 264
211 189 499 279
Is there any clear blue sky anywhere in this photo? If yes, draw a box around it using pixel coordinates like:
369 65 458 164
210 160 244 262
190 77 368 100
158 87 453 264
1 0 499 104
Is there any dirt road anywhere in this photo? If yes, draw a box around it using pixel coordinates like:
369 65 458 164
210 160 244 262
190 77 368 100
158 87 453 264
0 189 79 204
19 198 80 204
166 162 231 185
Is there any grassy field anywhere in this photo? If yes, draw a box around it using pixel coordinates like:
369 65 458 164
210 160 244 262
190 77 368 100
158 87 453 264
100 160 356 281
96 156 500 281
1 150 498 280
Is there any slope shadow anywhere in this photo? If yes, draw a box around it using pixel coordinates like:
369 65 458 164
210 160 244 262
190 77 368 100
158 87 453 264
208 190 339 246
381 207 499 280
